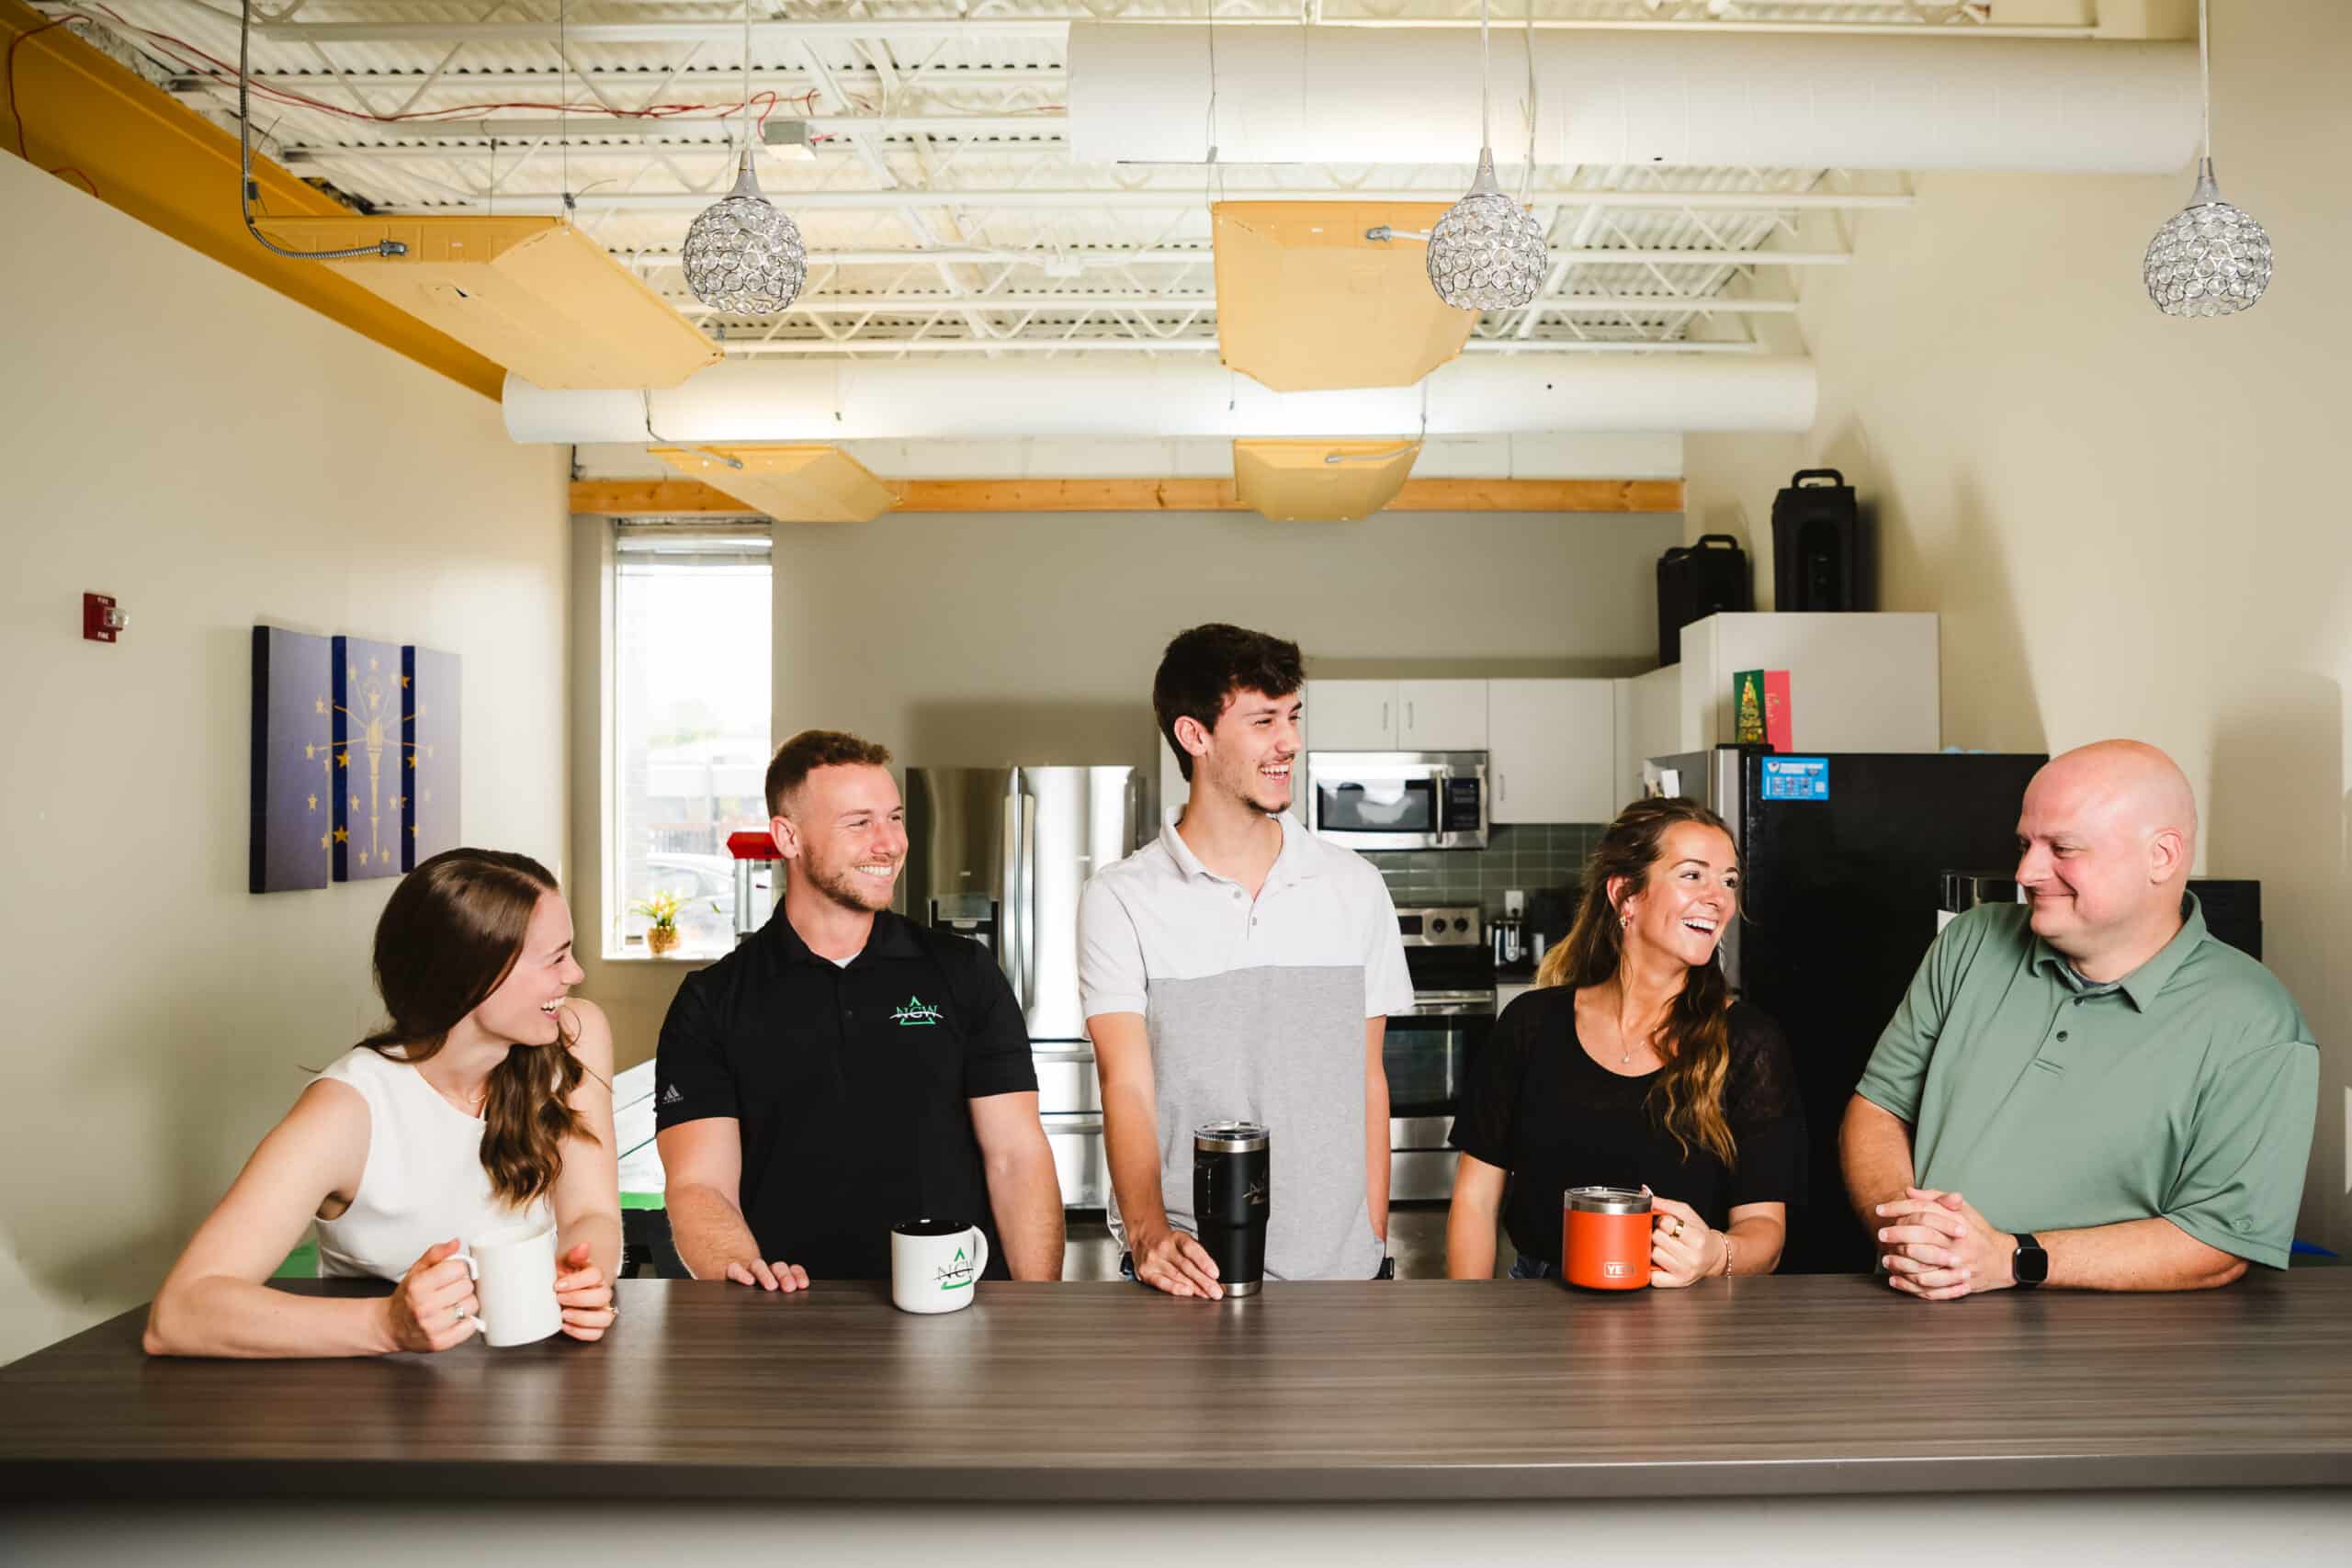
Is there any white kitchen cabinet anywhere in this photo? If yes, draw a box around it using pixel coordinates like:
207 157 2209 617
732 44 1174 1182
1301 680 1397 750
1488 679 1619 825
1613 663 1683 802
1677 613 1940 753
1396 680 1487 750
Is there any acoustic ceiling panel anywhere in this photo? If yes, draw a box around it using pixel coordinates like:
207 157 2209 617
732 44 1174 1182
1212 202 1474 393
1232 438 1422 522
263 216 721 389
650 444 899 524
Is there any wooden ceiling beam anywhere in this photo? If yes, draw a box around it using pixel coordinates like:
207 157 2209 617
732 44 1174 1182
571 477 1684 517
1 0 505 400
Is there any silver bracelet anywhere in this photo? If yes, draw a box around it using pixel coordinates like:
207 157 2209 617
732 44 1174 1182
1720 1232 1736 1278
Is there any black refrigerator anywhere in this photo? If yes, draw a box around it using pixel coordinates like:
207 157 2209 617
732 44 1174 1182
1646 745 2048 1275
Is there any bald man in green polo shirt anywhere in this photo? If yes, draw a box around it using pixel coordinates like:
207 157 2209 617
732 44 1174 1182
1842 740 2317 1298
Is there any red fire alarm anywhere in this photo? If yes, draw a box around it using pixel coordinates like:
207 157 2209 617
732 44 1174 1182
83 592 125 644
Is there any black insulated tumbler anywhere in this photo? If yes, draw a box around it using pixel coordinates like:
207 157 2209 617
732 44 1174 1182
1193 1121 1270 1297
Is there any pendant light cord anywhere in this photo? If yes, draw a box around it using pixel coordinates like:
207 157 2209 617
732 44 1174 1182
741 0 754 165
2198 0 2211 162
558 0 571 214
237 0 401 259
1478 0 1492 154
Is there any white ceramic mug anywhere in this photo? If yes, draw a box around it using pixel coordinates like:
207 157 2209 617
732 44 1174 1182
459 1223 562 1348
889 1219 989 1314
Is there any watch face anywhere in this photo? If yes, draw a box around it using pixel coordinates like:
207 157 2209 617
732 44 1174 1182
2017 1243 2050 1285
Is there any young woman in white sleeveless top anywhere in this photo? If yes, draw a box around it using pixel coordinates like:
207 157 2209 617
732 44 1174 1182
144 849 621 1357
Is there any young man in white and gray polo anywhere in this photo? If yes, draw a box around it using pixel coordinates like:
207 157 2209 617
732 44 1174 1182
1080 625 1413 1296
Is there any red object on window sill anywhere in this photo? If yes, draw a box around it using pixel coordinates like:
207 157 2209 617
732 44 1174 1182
729 829 781 861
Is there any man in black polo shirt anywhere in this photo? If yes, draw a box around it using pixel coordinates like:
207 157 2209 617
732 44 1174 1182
654 730 1064 1287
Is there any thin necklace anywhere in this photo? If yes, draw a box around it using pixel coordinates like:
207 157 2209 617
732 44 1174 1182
1612 984 1656 1067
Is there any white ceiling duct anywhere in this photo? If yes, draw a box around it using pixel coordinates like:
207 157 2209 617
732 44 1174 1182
1067 24 2199 174
503 356 1816 446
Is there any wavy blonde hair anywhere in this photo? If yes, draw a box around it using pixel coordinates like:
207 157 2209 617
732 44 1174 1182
1536 797 1740 1166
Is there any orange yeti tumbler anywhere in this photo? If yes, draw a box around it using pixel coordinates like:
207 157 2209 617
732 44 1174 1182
1563 1186 1654 1290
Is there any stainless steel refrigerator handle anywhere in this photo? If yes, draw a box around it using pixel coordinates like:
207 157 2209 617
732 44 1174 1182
1018 784 1040 1010
1001 783 1025 999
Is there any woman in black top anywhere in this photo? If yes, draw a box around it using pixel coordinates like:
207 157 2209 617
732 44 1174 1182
1446 797 1804 1283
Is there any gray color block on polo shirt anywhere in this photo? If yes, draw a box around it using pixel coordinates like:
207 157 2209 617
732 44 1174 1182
1116 964 1382 1283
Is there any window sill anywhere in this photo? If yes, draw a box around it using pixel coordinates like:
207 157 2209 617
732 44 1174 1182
601 948 728 966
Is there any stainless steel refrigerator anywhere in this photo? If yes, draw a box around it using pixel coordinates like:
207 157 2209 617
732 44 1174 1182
900 766 1148 1210
1646 745 2048 1274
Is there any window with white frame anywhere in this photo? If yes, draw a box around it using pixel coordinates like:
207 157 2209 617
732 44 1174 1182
610 527 773 958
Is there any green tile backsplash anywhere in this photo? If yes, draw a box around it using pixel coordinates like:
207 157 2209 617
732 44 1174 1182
1363 823 1601 918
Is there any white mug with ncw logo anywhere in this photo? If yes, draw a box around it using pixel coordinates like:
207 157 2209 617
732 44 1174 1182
889 1218 989 1314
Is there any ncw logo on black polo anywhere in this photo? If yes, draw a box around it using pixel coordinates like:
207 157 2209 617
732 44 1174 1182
891 996 944 1027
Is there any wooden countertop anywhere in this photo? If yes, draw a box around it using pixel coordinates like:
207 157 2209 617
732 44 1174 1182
4 1272 2349 1504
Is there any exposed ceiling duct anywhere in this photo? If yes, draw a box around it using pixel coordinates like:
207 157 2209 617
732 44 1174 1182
504 357 1816 446
1067 24 2199 173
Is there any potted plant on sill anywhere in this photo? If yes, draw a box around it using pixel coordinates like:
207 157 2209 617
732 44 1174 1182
631 890 712 957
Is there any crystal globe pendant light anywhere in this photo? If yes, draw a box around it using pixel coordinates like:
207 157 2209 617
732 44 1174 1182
683 2 807 317
1425 0 1545 312
2143 0 2271 318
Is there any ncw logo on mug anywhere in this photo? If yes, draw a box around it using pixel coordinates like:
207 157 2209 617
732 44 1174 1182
933 1247 977 1291
890 1219 989 1314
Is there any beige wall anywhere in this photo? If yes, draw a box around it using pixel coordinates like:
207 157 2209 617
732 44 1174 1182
1685 0 2351 1248
773 507 1683 774
0 157 571 1362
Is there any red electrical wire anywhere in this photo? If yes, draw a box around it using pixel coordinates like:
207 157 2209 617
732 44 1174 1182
70 4 835 132
6 17 68 161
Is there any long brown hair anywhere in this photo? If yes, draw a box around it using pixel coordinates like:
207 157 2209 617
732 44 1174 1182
1535 797 1740 1167
356 848 594 1209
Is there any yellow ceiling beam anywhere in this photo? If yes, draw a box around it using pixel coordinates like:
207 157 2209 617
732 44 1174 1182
1 0 505 400
571 477 1686 516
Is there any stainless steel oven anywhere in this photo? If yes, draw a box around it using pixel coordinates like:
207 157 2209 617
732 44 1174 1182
1385 905 1497 1201
1305 751 1488 852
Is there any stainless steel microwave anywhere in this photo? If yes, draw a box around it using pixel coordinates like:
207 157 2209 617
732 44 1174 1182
1303 751 1489 852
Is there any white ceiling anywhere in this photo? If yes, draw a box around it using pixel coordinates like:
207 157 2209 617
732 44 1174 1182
49 2 2120 361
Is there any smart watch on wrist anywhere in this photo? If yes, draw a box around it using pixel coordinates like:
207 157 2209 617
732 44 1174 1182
2011 1232 2049 1289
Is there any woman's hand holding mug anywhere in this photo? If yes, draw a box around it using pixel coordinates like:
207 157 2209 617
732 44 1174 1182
381 1238 481 1353
1647 1196 1725 1289
554 1242 616 1341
